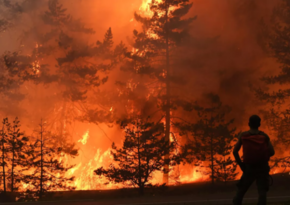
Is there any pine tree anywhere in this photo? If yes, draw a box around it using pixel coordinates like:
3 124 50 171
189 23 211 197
213 125 238 184
0 0 22 33
178 93 237 185
94 117 180 195
255 0 290 170
121 0 196 184
2 0 126 130
0 118 9 192
5 117 29 192
23 119 77 200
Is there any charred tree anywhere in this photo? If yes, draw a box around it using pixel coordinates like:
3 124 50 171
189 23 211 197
121 0 196 184
94 117 180 195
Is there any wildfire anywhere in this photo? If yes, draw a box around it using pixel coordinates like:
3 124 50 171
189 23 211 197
78 130 89 145
66 148 120 190
14 1 290 193
139 0 162 17
32 43 42 74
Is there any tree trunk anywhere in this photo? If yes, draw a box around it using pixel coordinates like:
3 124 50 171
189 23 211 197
163 1 171 185
11 126 15 192
1 121 6 193
137 129 142 190
139 185 144 195
40 120 43 199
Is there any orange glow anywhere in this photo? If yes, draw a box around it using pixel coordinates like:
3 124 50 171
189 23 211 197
78 130 89 145
6 0 290 193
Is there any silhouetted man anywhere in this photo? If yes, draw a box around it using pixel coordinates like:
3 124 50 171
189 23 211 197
233 115 275 205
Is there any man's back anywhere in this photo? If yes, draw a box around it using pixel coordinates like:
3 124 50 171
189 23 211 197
240 130 273 164
232 115 275 205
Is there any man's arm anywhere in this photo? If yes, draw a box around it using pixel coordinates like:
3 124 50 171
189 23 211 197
233 133 243 167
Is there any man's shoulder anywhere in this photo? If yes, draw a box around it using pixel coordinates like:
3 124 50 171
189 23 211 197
258 130 270 141
240 130 270 140
240 130 251 136
237 131 250 140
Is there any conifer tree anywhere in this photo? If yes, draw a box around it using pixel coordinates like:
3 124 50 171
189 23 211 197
121 0 196 184
255 0 290 169
94 117 180 195
7 117 29 192
23 119 77 200
178 93 237 185
213 125 238 184
2 0 126 130
0 118 9 192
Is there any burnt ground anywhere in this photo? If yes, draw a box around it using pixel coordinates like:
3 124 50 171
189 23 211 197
1 173 290 204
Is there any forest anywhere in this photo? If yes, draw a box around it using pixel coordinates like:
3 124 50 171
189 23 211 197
0 0 290 202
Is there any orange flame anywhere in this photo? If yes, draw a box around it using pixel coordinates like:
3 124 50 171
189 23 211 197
78 130 89 145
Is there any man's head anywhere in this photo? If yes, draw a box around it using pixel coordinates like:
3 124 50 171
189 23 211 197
248 115 261 129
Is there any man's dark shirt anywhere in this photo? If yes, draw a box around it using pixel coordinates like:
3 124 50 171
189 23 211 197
233 129 275 168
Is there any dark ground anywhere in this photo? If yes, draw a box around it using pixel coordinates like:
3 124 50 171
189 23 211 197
1 173 290 204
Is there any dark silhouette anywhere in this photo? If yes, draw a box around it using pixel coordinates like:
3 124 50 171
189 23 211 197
22 119 77 200
255 0 290 175
7 117 29 192
1 118 9 193
178 93 238 184
126 0 196 184
232 115 275 205
94 117 180 195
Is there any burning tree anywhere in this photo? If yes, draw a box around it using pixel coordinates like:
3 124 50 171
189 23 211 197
178 93 237 185
0 117 29 202
120 0 196 184
94 117 180 195
2 0 125 141
23 120 77 200
255 0 290 171
0 118 9 193
7 117 30 192
0 0 23 33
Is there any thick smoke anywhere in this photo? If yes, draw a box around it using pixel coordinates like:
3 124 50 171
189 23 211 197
0 0 284 188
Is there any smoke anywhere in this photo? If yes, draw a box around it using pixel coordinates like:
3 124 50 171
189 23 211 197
175 0 281 129
0 0 285 188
